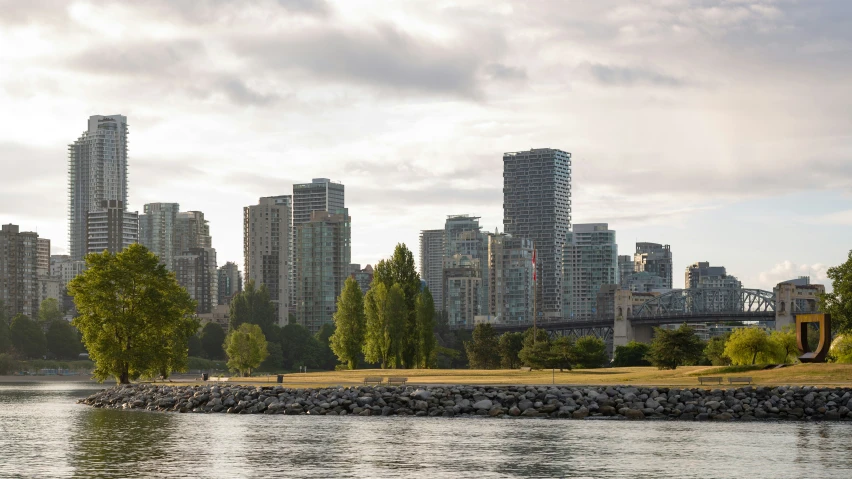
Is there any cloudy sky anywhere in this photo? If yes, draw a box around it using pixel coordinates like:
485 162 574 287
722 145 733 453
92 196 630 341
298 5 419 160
1 0 850 290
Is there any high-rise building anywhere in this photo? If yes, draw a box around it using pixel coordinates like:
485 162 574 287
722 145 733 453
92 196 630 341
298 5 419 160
175 247 217 314
293 178 345 226
51 255 86 289
419 229 444 312
68 115 128 261
684 262 742 313
294 209 351 334
562 224 617 321
622 272 667 293
634 242 673 289
244 196 293 326
0 224 39 318
217 262 243 305
488 233 534 324
175 211 212 253
138 203 180 269
503 148 572 318
685 262 730 289
36 238 50 276
348 264 374 295
86 200 138 256
617 255 634 288
442 254 481 326
444 215 489 315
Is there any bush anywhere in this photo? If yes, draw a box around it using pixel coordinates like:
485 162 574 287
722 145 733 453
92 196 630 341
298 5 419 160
647 325 704 370
612 341 650 367
0 354 18 375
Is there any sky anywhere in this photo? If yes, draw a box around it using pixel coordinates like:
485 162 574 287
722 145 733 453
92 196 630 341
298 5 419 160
1 0 850 291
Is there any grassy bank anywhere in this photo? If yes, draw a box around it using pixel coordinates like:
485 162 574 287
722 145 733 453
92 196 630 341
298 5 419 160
218 363 852 388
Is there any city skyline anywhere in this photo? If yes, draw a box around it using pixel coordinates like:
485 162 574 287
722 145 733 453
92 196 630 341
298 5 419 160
2 1 851 292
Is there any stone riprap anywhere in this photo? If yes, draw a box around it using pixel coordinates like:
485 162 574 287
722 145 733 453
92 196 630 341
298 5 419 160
78 384 852 421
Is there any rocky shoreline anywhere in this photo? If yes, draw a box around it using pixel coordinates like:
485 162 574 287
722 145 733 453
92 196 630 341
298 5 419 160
78 384 852 421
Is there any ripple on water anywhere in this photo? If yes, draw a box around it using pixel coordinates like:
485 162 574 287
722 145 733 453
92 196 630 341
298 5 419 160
0 384 851 478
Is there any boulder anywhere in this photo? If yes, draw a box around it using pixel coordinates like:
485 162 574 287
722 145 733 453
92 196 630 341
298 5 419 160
473 399 493 410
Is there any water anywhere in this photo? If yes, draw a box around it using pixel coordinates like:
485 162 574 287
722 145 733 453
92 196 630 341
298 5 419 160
1 383 851 478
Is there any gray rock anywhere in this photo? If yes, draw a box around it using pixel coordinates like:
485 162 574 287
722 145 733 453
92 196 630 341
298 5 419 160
473 399 493 410
411 389 432 400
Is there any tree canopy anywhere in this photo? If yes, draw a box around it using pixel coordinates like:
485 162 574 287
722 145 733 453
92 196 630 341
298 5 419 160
200 322 227 360
46 320 83 360
821 250 852 334
330 277 366 370
415 288 437 368
69 244 198 384
10 314 46 359
225 323 268 376
38 298 64 325
498 332 524 369
570 336 608 369
464 323 501 369
363 282 406 368
724 327 773 365
372 244 421 368
612 341 651 367
646 324 704 370
704 334 731 366
229 280 277 337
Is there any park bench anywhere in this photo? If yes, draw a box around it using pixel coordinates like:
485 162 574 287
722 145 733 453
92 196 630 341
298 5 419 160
520 367 532 372
697 376 723 385
727 377 753 385
364 376 383 386
387 377 408 386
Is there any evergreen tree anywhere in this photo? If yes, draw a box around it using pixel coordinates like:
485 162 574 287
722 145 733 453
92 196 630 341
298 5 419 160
200 322 227 360
415 288 437 368
518 327 551 369
10 314 47 359
315 323 338 370
646 324 704 370
464 323 500 369
363 283 406 368
549 336 574 371
330 278 366 369
820 250 852 334
570 336 608 369
372 244 421 368
69 244 197 383
229 280 277 337
498 332 524 369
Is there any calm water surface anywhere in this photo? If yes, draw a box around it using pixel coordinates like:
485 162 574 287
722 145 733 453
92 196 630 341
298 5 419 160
1 383 851 478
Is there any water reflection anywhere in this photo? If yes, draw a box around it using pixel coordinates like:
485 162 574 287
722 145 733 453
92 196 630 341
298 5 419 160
1 384 851 478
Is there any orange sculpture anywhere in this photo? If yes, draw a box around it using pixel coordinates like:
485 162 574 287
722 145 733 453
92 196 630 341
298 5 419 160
796 313 832 363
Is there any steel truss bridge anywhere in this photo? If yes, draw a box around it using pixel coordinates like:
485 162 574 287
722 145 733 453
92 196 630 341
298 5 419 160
456 288 779 341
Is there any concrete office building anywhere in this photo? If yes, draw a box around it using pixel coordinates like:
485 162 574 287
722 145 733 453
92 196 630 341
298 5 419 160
217 262 242 305
244 196 293 326
294 209 351 334
68 115 128 261
86 200 138 256
0 224 39 318
488 233 534 324
139 203 180 269
175 247 217 314
617 255 634 288
562 224 618 321
419 229 444 312
503 148 571 318
634 242 673 289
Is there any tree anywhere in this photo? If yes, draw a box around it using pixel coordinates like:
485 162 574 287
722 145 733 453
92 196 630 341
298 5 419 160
549 336 574 371
570 336 608 369
188 335 203 357
10 314 47 359
372 244 421 368
330 277 366 370
363 283 406 368
518 327 551 369
46 320 83 359
646 324 704 370
315 323 338 370
464 323 501 369
498 332 524 369
260 341 284 372
612 341 651 367
69 244 198 384
38 298 64 325
724 327 773 365
0 313 11 354
830 335 852 363
200 322 227 360
415 288 437 368
224 323 268 376
768 326 799 364
820 250 852 334
229 280 277 337
280 322 322 370
704 334 731 366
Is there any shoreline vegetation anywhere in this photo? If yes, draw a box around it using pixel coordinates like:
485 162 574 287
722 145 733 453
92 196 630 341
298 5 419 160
79 382 852 422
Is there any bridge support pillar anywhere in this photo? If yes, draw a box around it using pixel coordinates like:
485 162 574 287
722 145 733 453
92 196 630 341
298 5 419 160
775 283 795 331
612 290 653 347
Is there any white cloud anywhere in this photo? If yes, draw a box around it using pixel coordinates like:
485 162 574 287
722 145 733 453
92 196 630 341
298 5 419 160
757 261 830 291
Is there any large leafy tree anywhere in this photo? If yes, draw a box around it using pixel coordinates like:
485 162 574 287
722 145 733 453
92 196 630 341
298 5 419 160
69 244 198 384
518 327 551 369
363 282 406 368
464 323 501 369
415 288 437 368
38 298 64 325
613 341 651 367
372 244 421 368
315 323 338 370
769 326 799 364
724 327 773 365
330 277 366 370
646 324 704 370
703 334 731 366
498 332 524 369
280 322 322 369
821 250 852 334
200 322 227 360
10 314 47 359
224 323 268 376
229 280 277 337
46 320 83 359
0 305 11 354
570 336 608 369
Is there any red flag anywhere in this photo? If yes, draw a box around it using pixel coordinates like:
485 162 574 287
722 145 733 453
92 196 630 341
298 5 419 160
532 249 536 282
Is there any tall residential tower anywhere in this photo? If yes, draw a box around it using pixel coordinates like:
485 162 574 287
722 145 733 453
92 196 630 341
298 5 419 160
562 224 617 321
244 196 293 326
